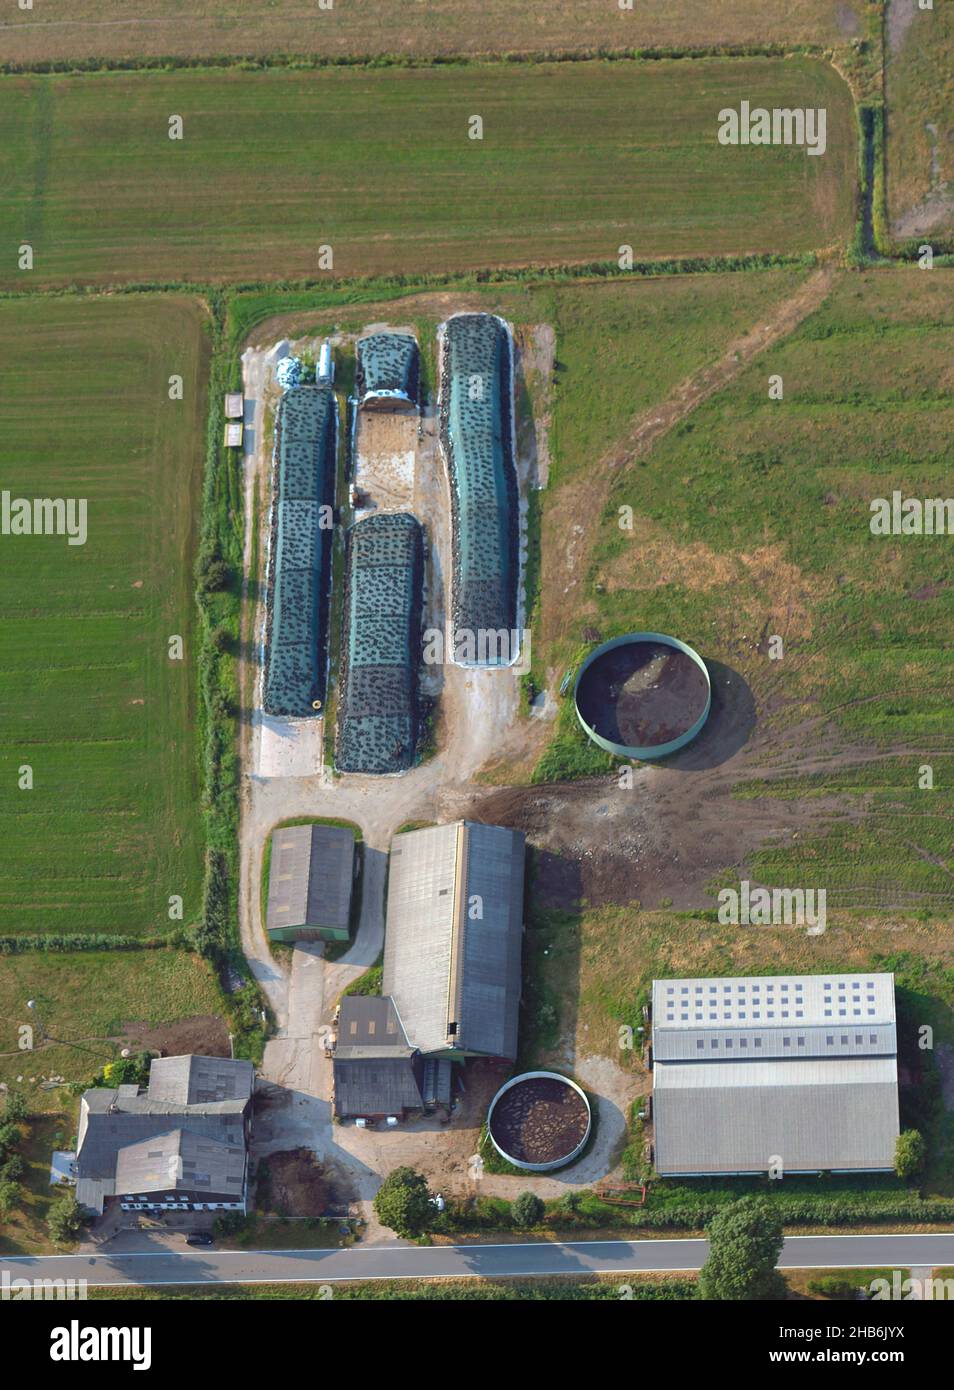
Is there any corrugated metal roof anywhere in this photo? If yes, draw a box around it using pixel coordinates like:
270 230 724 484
75 1055 253 1211
147 1055 254 1106
114 1128 246 1196
335 995 413 1058
383 821 524 1058
651 972 900 1175
653 1077 900 1175
653 1022 897 1063
333 1055 424 1117
77 1105 247 1182
266 823 354 934
653 972 895 1030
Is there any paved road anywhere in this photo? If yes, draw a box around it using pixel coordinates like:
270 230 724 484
4 1234 954 1288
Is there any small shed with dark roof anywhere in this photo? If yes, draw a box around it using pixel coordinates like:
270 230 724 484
265 822 355 943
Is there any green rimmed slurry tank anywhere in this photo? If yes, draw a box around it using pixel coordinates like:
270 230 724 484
574 631 711 760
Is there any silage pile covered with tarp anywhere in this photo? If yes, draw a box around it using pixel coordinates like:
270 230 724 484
355 332 419 405
263 385 337 717
439 313 518 665
336 511 423 774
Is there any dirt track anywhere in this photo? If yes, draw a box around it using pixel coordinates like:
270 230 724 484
541 266 838 658
460 666 937 913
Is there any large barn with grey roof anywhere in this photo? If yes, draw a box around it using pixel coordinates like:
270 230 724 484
383 821 525 1060
332 821 525 1121
651 973 900 1177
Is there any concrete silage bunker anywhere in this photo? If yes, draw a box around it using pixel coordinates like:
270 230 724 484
487 1071 592 1172
335 511 424 774
262 384 337 717
574 631 711 759
438 312 518 667
355 331 419 409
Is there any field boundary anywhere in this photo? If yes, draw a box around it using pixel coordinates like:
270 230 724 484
0 42 839 79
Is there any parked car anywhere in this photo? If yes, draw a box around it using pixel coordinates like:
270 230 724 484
185 1233 214 1247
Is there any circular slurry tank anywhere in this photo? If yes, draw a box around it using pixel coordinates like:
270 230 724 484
574 631 711 760
487 1071 592 1173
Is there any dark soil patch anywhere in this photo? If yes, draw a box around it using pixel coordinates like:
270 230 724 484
257 1148 331 1217
117 1015 230 1058
460 675 885 912
489 1076 589 1166
576 640 708 749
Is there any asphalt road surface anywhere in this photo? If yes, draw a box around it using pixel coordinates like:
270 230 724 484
4 1234 954 1289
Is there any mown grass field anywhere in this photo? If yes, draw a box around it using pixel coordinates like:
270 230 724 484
590 267 954 908
0 947 225 1096
0 295 208 936
0 58 856 288
886 0 954 240
0 0 865 64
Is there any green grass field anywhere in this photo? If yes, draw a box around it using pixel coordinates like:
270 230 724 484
0 0 865 64
886 0 954 241
590 266 954 907
0 948 225 1096
0 58 856 288
0 295 208 936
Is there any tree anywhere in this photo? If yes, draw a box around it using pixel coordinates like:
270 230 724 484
894 1129 926 1180
197 558 230 596
0 1155 24 1183
373 1166 432 1240
3 1090 28 1124
698 1197 785 1301
511 1191 545 1228
47 1192 86 1244
0 1179 19 1219
0 1122 19 1160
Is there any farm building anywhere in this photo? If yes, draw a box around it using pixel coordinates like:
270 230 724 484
439 313 518 665
355 332 419 408
651 973 900 1177
74 1055 254 1216
332 995 426 1121
383 821 525 1060
265 822 355 943
335 512 424 774
262 384 337 718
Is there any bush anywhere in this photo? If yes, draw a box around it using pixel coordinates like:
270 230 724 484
512 1191 545 1228
894 1129 926 1180
807 1274 866 1300
97 1052 151 1090
195 850 230 965
213 1210 249 1237
0 1180 19 1218
47 1193 86 1244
